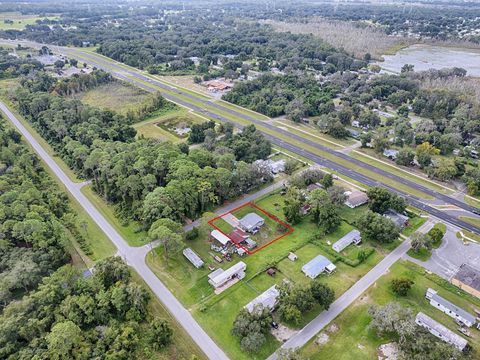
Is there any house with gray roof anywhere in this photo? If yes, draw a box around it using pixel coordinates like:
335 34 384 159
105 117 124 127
415 312 469 351
344 190 368 208
244 285 279 314
332 229 361 253
383 149 400 160
239 213 265 234
208 261 247 290
384 210 409 229
426 288 476 327
302 255 336 279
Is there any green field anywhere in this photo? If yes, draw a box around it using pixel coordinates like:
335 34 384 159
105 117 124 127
146 190 386 359
0 12 58 30
301 260 480 360
133 107 205 142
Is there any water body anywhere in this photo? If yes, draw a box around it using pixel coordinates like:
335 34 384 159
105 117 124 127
378 44 480 77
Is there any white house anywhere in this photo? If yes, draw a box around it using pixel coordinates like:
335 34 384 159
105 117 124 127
239 213 265 234
415 312 468 351
244 285 279 314
208 261 247 290
302 255 336 279
332 229 361 253
425 288 476 327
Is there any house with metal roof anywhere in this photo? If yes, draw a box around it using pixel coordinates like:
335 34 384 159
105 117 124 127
239 213 265 233
344 190 369 208
183 248 204 269
244 285 280 314
332 229 361 253
452 263 480 299
302 255 336 279
383 149 400 160
384 210 409 229
208 261 247 290
210 229 231 246
415 312 469 351
426 288 476 327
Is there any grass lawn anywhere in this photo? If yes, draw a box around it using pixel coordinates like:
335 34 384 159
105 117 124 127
75 81 154 115
134 107 205 142
146 189 387 359
0 12 58 30
465 195 480 209
457 229 480 243
216 99 271 121
81 185 147 247
407 248 431 261
402 215 427 237
301 260 480 360
459 216 480 229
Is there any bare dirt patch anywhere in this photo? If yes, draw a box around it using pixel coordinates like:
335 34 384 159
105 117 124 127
271 324 298 342
378 342 399 360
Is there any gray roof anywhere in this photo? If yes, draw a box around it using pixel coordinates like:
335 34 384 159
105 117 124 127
183 248 204 268
239 213 264 230
345 190 369 207
244 285 279 313
302 255 334 278
453 263 480 292
332 229 361 252
384 210 408 227
429 289 476 324
383 149 399 158
415 312 468 351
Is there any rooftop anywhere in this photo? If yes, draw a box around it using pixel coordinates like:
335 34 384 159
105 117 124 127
453 263 480 292
244 285 279 313
428 288 476 324
415 312 468 351
302 255 334 278
239 213 264 229
345 190 369 207
332 229 361 252
183 248 204 268
211 229 231 245
208 261 247 287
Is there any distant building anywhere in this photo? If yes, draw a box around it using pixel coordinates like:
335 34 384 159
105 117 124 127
383 149 400 160
332 229 361 253
352 120 360 128
239 213 265 234
253 159 286 175
302 255 336 279
306 183 323 192
208 261 246 290
452 264 480 299
344 190 369 208
183 248 204 269
210 229 231 246
415 312 469 351
425 288 476 327
347 128 360 139
204 79 233 92
244 285 280 314
384 210 409 229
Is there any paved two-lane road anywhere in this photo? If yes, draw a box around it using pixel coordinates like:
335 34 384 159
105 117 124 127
0 101 229 360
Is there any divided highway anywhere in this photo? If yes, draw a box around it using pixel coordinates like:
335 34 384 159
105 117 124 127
54 46 480 236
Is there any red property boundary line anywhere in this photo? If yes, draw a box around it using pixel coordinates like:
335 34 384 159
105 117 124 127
208 201 294 255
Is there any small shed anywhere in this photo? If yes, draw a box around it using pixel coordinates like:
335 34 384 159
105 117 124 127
183 248 204 269
288 252 298 261
266 268 276 276
210 229 231 246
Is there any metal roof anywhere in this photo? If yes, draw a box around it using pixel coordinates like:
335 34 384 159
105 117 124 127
244 285 279 313
428 288 476 324
211 229 231 245
239 213 264 230
415 312 468 351
302 255 334 278
183 248 204 268
332 229 361 252
208 261 246 287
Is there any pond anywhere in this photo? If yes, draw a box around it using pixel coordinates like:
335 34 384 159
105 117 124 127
378 44 480 77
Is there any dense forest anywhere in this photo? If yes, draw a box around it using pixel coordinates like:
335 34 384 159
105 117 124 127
0 46 43 78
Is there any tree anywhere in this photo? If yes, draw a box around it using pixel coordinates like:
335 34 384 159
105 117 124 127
416 142 440 169
357 211 400 243
327 185 347 206
401 64 414 73
410 233 432 253
319 173 333 189
149 318 173 350
46 321 87 360
94 256 131 288
311 281 335 310
428 227 444 246
283 186 305 224
397 104 409 117
396 148 415 166
367 187 392 214
309 189 340 233
148 224 184 263
232 308 272 353
391 278 414 296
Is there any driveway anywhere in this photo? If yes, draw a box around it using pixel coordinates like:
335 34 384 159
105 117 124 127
405 226 480 280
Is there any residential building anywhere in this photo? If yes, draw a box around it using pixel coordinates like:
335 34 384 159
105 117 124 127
415 312 468 351
306 183 323 192
253 159 286 175
183 248 204 269
451 264 480 299
383 149 399 160
344 190 369 208
384 210 409 228
347 128 360 139
228 228 249 244
425 288 476 327
210 229 231 246
244 285 279 314
332 229 361 253
302 255 336 279
208 261 247 289
239 213 265 233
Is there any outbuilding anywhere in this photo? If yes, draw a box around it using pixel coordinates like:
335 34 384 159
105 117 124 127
183 248 204 269
210 229 231 246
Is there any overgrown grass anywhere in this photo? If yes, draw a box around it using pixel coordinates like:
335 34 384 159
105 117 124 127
0 12 58 30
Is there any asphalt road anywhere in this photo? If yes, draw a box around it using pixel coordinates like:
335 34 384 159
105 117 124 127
48 47 479 236
0 102 229 360
266 219 435 359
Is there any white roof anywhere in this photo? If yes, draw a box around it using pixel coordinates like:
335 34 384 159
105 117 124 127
211 229 231 245
302 255 334 278
244 285 279 313
415 312 468 351
183 248 204 268
208 261 246 287
332 229 361 252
